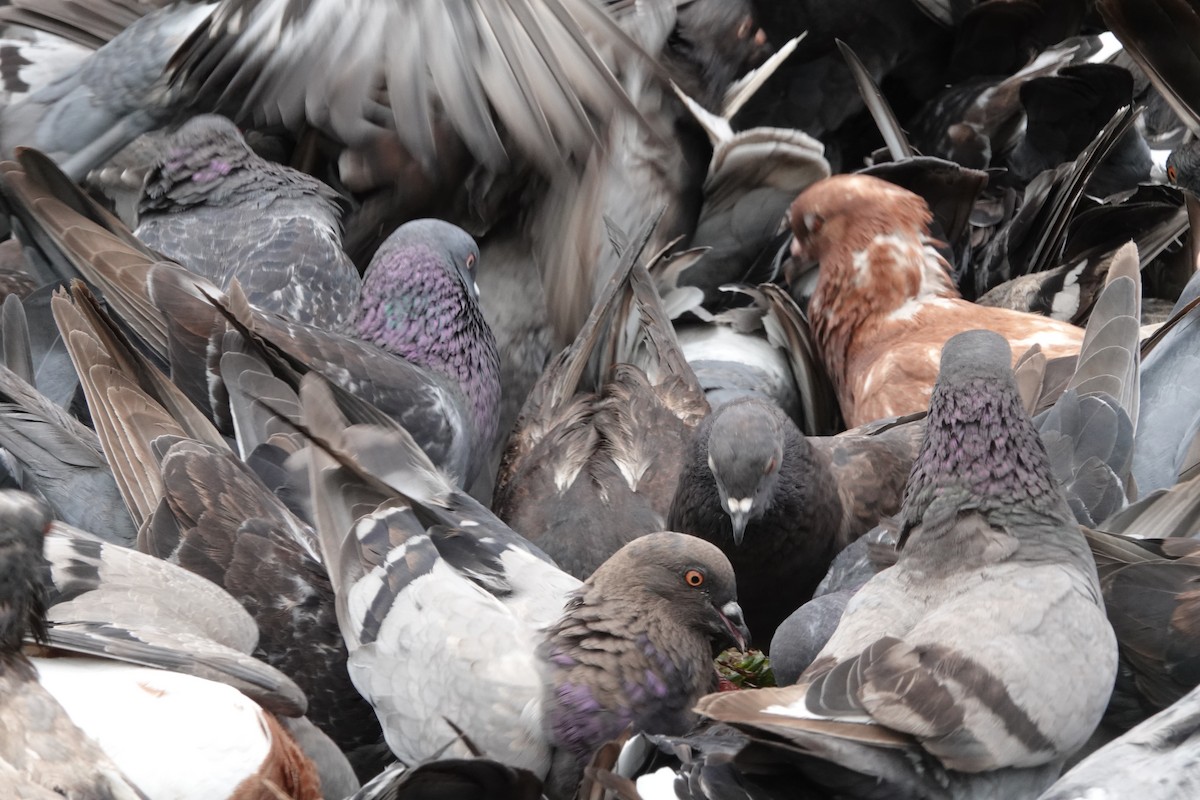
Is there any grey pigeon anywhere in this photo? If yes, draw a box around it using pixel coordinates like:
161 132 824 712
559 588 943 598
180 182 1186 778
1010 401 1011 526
1038 681 1200 800
1 149 502 485
0 358 136 545
0 2 215 179
50 283 386 777
133 114 360 330
493 216 709 579
297 376 749 799
164 0 650 178
0 490 147 800
668 397 919 645
697 330 1117 798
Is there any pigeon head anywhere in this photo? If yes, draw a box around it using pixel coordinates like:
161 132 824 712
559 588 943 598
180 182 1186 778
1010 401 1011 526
352 219 500 454
1167 139 1200 194
788 174 934 266
667 0 769 107
901 329 1070 541
165 114 247 152
588 532 749 653
0 490 51 654
704 400 785 545
148 114 250 188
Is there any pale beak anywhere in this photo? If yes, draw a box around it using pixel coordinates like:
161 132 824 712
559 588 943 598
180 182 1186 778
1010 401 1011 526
725 497 753 545
719 600 751 651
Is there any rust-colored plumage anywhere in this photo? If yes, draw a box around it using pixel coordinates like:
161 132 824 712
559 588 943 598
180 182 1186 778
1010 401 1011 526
789 174 1084 426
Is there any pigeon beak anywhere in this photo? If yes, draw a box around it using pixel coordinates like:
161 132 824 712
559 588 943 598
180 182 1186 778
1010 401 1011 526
729 510 749 545
724 497 753 545
718 600 751 652
784 239 819 288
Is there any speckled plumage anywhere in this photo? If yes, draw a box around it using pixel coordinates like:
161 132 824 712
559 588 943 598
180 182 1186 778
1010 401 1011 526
539 533 745 770
350 225 501 466
134 115 359 330
299 384 747 798
799 330 1116 774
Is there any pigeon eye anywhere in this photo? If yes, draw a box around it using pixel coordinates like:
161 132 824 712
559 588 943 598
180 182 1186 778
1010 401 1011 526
804 212 824 235
1168 165 1178 184
465 253 477 271
684 569 705 587
763 457 777 475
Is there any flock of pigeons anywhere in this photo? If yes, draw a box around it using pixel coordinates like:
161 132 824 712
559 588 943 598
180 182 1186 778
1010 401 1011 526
2 0 1200 798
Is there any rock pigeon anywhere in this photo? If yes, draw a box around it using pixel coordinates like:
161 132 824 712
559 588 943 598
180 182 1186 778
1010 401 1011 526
0 358 136 544
788 173 1085 426
48 283 387 778
296 375 749 798
494 216 709 579
132 114 360 330
0 148 502 485
0 2 216 178
0 489 146 799
1038 680 1200 800
668 396 919 645
697 329 1117 797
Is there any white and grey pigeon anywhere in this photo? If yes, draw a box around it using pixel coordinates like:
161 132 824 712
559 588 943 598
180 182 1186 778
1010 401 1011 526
295 375 750 799
697 329 1118 798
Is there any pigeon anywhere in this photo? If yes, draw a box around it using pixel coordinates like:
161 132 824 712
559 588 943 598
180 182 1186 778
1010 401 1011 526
34 524 339 800
296 375 749 799
668 396 920 645
164 0 655 180
1038 680 1200 800
697 329 1117 797
1133 254 1200 494
0 489 147 799
788 173 1085 426
0 148 502 485
0 2 216 179
0 358 136 544
48 282 387 778
493 215 709 579
132 114 360 330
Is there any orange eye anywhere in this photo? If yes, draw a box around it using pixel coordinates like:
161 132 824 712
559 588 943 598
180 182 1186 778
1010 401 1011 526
685 569 705 587
1168 165 1178 184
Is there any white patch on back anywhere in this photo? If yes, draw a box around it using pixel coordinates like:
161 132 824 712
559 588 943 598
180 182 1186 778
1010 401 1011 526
1050 260 1087 320
34 658 270 799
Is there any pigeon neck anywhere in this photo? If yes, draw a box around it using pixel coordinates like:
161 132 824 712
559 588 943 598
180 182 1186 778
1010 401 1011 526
902 377 1068 532
352 247 500 449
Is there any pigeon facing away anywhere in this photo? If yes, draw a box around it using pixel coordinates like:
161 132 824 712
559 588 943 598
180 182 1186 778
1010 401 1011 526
668 396 919 644
133 114 360 330
298 376 749 798
811 330 1116 766
698 330 1117 797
